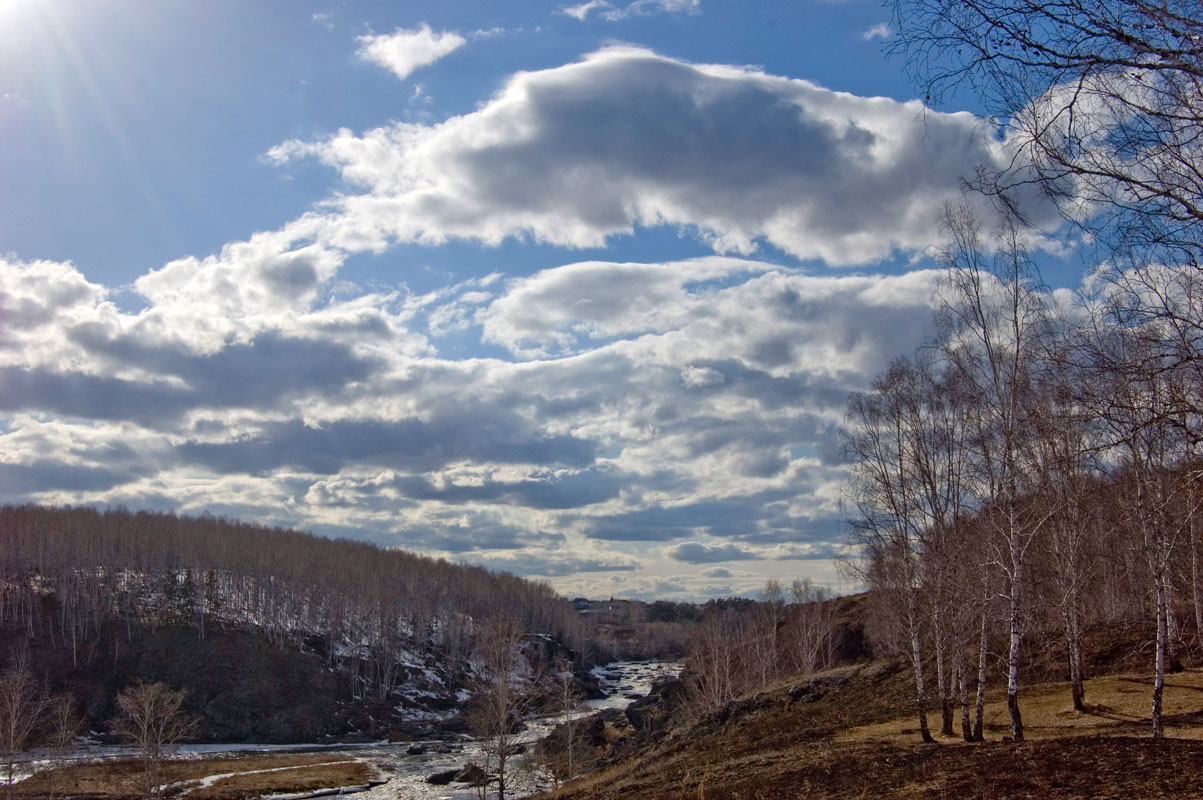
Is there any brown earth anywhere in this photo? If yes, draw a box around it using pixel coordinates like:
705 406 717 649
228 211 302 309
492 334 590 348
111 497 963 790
535 662 1203 800
12 753 378 799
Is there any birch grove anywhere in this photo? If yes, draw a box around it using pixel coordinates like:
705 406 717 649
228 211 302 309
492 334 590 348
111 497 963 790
845 207 1203 742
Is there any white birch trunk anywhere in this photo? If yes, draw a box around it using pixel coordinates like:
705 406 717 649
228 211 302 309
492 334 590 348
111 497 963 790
974 570 989 742
1006 518 1024 741
1153 570 1167 739
907 596 934 743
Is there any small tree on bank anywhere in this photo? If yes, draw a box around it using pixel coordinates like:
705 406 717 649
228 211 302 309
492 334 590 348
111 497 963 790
111 681 196 797
0 657 47 796
469 619 544 800
44 693 81 800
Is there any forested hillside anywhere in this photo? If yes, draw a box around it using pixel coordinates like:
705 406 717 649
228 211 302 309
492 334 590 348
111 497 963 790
0 505 595 741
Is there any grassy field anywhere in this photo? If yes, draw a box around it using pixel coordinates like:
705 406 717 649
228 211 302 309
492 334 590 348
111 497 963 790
534 663 1203 800
12 752 380 799
843 668 1203 744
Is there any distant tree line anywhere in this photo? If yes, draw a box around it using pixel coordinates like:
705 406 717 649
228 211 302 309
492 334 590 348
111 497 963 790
645 601 703 624
683 580 841 714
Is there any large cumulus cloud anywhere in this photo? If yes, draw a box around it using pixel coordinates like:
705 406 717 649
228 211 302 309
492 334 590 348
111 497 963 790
269 47 1051 265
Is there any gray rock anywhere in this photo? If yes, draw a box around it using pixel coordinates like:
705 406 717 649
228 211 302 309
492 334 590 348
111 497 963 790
455 762 489 786
427 769 459 785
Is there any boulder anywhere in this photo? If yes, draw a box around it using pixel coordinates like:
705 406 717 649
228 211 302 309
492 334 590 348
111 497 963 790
787 676 848 705
455 762 489 786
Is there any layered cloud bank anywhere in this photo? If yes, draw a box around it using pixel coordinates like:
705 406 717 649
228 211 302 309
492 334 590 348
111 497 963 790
0 48 1038 597
0 251 939 596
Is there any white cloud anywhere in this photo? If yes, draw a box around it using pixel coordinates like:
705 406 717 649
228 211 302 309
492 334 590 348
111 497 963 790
667 541 763 563
476 256 941 370
470 27 507 40
562 0 700 21
560 1 612 21
272 47 1056 266
608 0 701 19
477 256 771 358
861 22 891 41
356 24 466 81
682 365 725 388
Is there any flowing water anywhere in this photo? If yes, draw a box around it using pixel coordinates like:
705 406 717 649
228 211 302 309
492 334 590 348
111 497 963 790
11 660 680 799
351 659 680 800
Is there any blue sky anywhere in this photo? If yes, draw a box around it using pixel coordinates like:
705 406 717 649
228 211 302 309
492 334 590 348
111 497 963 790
0 0 1083 599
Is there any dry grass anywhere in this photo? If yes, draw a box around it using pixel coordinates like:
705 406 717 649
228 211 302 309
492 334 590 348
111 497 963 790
534 662 1203 800
840 668 1203 743
186 760 377 799
13 752 377 799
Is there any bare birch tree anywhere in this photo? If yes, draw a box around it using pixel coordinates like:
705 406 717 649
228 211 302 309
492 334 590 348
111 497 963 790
1027 316 1105 713
44 694 81 800
686 609 743 715
846 359 940 742
786 578 835 675
111 681 196 797
470 618 542 800
1081 309 1199 737
751 581 786 686
0 656 46 796
936 202 1054 741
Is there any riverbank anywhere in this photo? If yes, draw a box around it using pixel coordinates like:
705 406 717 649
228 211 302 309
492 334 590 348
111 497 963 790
8 754 381 799
4 660 677 800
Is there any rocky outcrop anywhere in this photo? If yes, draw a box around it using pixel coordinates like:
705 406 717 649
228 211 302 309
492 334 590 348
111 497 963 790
787 675 848 705
625 676 688 736
425 762 489 787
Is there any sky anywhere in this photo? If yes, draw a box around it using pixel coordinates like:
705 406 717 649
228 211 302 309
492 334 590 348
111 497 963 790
0 0 1084 600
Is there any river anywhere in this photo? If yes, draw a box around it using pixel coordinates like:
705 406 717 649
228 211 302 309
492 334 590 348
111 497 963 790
346 659 679 799
13 659 679 799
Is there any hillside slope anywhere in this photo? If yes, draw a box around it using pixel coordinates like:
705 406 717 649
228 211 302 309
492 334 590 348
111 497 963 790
537 660 1203 799
0 504 599 743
